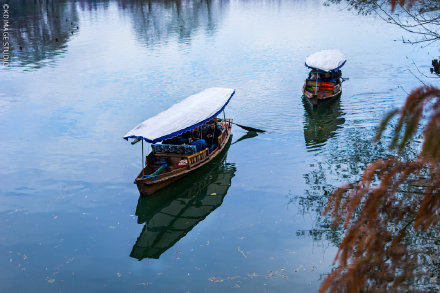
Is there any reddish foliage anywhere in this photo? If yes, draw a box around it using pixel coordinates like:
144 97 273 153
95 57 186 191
320 85 440 292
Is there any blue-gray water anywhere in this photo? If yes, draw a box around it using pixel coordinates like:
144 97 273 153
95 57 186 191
0 0 435 292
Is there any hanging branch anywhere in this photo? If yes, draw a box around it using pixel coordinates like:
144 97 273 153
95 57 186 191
320 86 440 292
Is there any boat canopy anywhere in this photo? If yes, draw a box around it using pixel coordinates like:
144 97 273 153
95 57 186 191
305 49 346 72
123 87 235 143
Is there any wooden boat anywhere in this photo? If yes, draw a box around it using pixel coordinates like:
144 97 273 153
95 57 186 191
124 87 235 196
302 49 347 106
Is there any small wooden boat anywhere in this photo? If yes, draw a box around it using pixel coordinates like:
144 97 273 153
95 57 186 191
302 49 347 106
124 87 235 196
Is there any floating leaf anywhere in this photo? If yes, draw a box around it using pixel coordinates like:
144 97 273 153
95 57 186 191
237 247 247 258
47 279 55 284
227 275 241 280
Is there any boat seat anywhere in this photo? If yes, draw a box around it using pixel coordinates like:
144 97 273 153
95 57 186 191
151 143 197 154
320 82 335 93
306 80 335 93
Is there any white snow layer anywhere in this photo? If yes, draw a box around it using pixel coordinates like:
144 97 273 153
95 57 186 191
305 49 346 72
124 87 235 142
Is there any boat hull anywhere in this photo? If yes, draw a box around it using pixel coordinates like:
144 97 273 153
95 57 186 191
302 81 342 106
135 121 232 196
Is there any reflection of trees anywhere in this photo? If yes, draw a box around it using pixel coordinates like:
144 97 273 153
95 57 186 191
130 143 235 260
295 125 419 246
295 128 384 246
5 0 228 68
118 0 229 47
7 0 79 67
302 97 345 151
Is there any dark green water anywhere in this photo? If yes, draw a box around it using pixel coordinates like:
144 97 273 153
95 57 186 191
0 0 435 292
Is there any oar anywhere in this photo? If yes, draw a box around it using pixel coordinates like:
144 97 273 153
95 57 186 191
218 118 265 133
232 131 258 144
232 122 265 133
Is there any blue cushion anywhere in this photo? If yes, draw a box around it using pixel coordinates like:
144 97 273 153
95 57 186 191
152 144 197 154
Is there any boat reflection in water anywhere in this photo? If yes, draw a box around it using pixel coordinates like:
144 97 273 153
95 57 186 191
130 141 235 260
302 96 345 151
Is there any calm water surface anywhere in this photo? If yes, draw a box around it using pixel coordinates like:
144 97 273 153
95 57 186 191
0 0 435 292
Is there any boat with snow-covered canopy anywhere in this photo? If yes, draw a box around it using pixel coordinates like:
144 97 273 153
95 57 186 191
302 49 347 106
123 87 235 196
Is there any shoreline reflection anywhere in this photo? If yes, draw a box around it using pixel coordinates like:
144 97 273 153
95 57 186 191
119 0 229 48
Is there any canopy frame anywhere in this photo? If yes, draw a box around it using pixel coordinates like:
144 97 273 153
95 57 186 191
304 61 346 73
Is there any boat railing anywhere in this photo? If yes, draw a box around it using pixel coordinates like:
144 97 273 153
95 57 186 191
187 148 209 168
218 133 223 146
217 132 225 146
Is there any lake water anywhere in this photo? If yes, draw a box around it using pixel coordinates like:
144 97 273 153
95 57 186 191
0 0 435 292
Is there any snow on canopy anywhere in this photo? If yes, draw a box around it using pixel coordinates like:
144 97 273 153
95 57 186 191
305 49 346 72
123 87 235 143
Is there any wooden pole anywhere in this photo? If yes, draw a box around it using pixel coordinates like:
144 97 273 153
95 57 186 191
223 110 226 128
142 139 144 177
315 71 318 95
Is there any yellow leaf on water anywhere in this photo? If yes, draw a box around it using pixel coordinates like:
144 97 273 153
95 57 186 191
227 275 241 280
47 279 55 284
210 193 216 196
